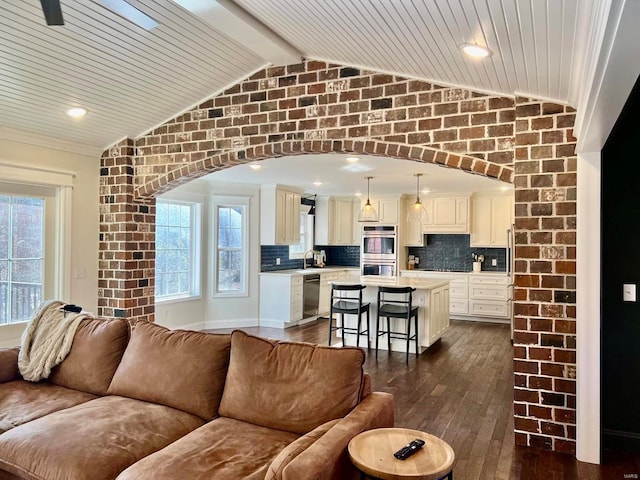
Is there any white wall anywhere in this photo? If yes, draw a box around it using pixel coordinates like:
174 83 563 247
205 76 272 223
154 178 261 330
0 137 100 348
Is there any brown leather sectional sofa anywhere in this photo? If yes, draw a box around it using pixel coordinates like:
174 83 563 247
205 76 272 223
0 317 394 480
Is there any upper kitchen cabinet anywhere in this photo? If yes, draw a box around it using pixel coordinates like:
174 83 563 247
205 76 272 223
402 196 427 246
316 196 359 246
470 193 514 247
361 198 399 225
423 195 470 234
260 185 301 245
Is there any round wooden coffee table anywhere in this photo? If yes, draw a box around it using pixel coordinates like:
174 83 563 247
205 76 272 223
348 428 455 480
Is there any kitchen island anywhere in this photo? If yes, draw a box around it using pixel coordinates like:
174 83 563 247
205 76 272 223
330 275 450 354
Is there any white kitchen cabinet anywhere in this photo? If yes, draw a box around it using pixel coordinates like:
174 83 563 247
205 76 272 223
316 196 359 246
362 198 399 225
260 185 301 245
319 271 341 314
423 195 470 233
403 197 426 246
468 274 510 319
259 274 303 326
470 194 513 247
400 270 510 321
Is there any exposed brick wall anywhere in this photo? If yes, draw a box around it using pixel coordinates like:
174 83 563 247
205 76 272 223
99 60 577 453
512 98 577 454
99 138 155 322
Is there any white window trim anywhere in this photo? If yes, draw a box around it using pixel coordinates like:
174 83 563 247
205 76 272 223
0 162 74 338
155 199 202 303
211 195 249 298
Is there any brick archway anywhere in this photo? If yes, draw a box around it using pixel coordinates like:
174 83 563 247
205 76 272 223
137 138 513 199
100 60 577 454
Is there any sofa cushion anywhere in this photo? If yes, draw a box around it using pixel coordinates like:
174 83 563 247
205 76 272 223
219 330 365 434
48 317 129 395
0 381 96 434
0 348 20 384
107 321 231 420
0 396 205 480
116 417 299 480
265 419 340 480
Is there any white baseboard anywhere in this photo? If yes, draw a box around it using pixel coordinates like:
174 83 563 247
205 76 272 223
259 319 285 329
203 318 259 330
451 315 510 324
167 318 259 331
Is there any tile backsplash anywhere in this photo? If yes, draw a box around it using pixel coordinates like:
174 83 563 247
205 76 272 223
261 245 360 272
315 245 360 266
407 234 507 272
261 245 304 271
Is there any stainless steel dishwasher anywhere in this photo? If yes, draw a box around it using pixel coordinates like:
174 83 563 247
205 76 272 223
303 274 321 318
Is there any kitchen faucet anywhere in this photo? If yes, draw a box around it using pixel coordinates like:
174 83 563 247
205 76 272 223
303 249 315 269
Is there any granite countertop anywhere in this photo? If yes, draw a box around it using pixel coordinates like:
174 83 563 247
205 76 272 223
401 269 509 276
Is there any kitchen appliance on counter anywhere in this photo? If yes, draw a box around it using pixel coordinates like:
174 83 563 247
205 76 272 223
361 225 397 276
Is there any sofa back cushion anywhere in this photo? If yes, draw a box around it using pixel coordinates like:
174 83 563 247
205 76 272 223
49 317 129 395
107 322 231 420
219 330 365 434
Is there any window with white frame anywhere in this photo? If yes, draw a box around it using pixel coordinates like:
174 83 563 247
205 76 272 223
213 196 248 297
289 205 314 258
0 194 45 324
155 200 201 300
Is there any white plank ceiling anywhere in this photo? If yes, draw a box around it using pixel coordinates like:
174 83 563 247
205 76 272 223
0 0 602 152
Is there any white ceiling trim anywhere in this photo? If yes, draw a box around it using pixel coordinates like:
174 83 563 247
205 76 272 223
135 62 270 142
306 55 517 100
169 0 302 66
574 0 640 152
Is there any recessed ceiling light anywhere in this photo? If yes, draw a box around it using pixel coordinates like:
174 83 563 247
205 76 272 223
346 157 360 163
460 43 491 58
313 181 323 186
421 189 431 194
249 164 262 170
500 185 510 191
65 107 87 118
354 192 363 197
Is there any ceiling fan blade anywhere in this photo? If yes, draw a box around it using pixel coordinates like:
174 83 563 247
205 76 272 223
40 0 64 26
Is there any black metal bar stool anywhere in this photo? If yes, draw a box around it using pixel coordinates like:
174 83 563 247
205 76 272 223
375 286 419 362
328 284 370 348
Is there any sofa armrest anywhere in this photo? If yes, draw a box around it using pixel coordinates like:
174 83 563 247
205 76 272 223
0 348 20 383
278 392 394 480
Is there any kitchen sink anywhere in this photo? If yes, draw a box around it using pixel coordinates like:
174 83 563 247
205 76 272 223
296 268 326 274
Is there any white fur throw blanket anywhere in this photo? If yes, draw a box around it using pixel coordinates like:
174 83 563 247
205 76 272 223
18 300 92 382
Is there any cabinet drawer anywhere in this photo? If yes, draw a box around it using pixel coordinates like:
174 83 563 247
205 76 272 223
291 276 304 287
321 273 340 283
449 284 468 299
450 299 468 314
291 286 303 304
469 275 509 286
469 285 508 301
469 300 509 318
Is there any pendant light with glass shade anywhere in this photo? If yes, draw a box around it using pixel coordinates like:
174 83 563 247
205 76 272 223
407 173 428 222
358 176 379 222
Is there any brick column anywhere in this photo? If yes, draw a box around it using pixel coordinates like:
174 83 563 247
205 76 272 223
512 98 577 453
98 138 155 322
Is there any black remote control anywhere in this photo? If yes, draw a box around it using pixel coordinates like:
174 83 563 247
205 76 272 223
393 438 425 460
62 304 82 313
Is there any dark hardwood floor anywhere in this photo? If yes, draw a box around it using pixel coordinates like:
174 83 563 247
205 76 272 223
207 319 640 479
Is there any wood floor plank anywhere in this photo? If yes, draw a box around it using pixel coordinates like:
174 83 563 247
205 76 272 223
205 319 640 479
